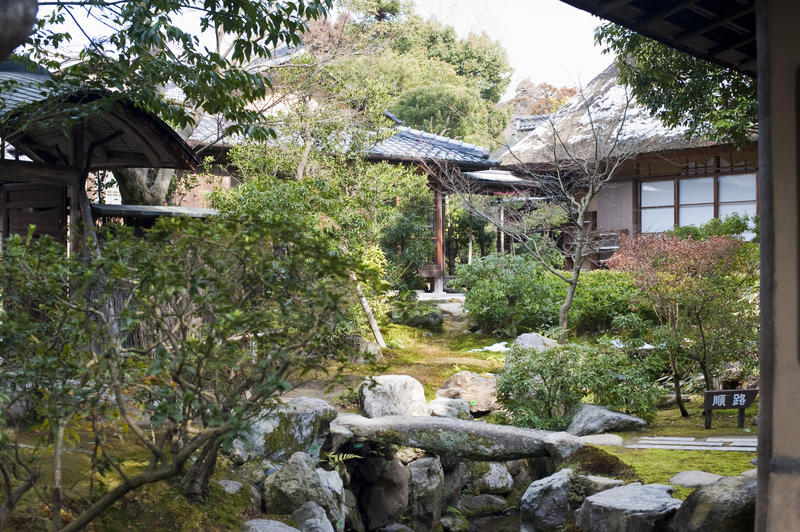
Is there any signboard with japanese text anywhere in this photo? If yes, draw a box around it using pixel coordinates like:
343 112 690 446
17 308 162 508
703 388 758 429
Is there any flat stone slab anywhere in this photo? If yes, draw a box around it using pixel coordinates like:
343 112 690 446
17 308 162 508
741 468 758 477
627 444 756 452
578 434 624 447
706 437 758 444
333 413 582 461
669 470 724 487
637 440 726 447
626 436 757 452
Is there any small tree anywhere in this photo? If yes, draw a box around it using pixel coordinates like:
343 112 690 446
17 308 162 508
0 194 364 529
607 233 759 416
437 87 637 334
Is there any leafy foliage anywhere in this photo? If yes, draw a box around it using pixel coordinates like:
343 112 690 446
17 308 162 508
314 9 513 145
595 23 757 146
497 342 661 430
607 230 759 414
0 202 364 528
20 0 333 140
452 254 644 336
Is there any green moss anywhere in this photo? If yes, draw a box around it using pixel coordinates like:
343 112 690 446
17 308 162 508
600 446 756 500
446 333 508 353
563 445 638 482
94 481 255 532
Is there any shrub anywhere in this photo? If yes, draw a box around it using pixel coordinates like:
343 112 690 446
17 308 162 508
452 254 644 336
571 270 645 334
388 290 443 331
497 344 587 430
497 342 661 430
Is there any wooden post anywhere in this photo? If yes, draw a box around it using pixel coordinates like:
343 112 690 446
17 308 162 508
433 185 445 292
499 201 505 254
705 409 713 429
738 407 746 428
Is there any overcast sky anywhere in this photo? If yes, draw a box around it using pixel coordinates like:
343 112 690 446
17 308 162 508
412 0 612 100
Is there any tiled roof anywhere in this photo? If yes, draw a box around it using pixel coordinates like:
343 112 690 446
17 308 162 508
368 126 497 166
0 67 53 114
512 114 549 132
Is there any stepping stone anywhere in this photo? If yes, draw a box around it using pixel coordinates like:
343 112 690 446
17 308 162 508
579 434 624 447
706 437 758 444
637 440 723 447
637 436 697 441
669 470 723 488
627 445 756 452
741 468 758 477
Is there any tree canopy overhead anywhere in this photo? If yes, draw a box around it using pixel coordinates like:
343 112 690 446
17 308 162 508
308 3 512 146
18 0 333 140
595 22 757 147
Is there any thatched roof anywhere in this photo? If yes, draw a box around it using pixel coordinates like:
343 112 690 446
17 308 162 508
497 63 718 168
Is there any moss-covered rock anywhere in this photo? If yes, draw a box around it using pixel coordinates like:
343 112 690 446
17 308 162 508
231 397 337 464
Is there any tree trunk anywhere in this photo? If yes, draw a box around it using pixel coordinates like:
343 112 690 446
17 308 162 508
51 421 65 532
180 439 221 499
0 0 37 60
350 270 386 352
114 167 176 205
558 225 585 334
669 354 690 417
467 210 473 264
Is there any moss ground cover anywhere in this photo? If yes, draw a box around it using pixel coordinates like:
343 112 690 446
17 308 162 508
598 447 755 500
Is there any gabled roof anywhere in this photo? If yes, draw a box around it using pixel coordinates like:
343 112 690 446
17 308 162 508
0 62 199 171
497 63 719 167
512 114 550 132
367 126 497 168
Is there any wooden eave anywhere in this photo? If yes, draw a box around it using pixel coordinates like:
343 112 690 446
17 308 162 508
560 0 756 76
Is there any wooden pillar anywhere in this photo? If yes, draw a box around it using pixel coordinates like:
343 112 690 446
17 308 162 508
758 1 800 529
433 185 445 292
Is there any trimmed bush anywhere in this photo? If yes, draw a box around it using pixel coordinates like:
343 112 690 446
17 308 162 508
452 254 644 336
497 342 661 430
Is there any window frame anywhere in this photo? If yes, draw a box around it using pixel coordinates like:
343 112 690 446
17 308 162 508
637 171 758 233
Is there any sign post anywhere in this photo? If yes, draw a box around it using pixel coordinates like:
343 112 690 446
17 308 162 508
703 389 759 429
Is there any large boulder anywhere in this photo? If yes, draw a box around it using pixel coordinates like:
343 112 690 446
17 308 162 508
362 457 410 530
231 397 337 463
577 483 682 532
361 375 428 418
407 457 445 531
469 462 514 495
443 462 470 506
262 452 345 531
456 493 508 517
520 468 574 532
428 397 473 420
293 501 334 532
333 414 582 462
506 459 534 492
567 404 646 436
437 371 498 414
243 520 300 532
513 333 558 351
671 475 756 532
